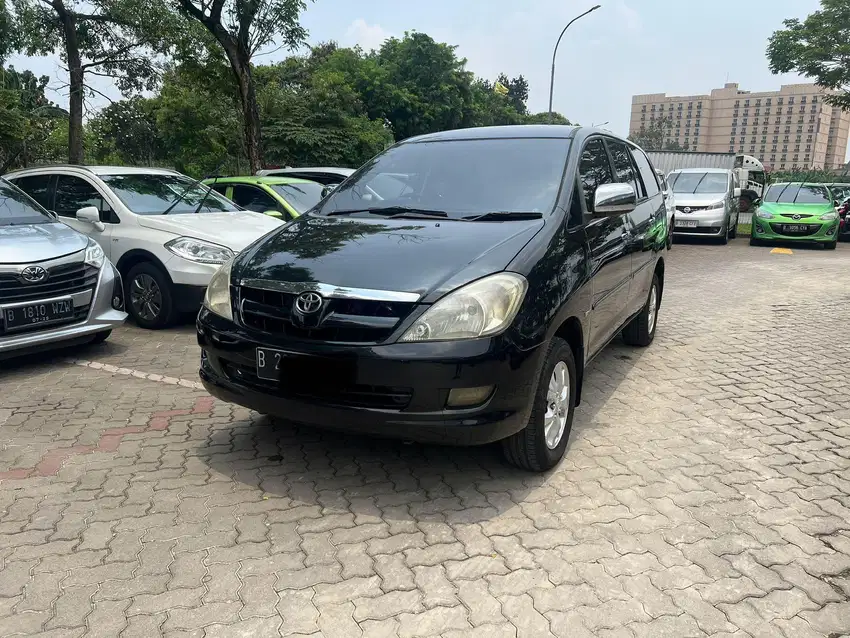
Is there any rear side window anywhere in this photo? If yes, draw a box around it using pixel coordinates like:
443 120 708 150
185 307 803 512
231 185 278 213
606 139 641 198
578 139 614 211
631 148 660 197
55 175 110 218
11 174 53 209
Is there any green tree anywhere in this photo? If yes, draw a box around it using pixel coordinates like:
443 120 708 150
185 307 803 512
524 111 571 125
175 0 310 173
11 0 171 163
767 0 850 109
629 116 681 151
89 96 163 165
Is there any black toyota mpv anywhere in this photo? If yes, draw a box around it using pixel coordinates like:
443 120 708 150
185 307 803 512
198 125 666 471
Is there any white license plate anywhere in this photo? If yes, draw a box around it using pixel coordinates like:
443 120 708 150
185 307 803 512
676 220 698 228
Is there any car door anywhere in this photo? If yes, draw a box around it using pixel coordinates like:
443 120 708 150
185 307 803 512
230 184 284 216
53 174 115 257
626 145 665 314
579 137 633 357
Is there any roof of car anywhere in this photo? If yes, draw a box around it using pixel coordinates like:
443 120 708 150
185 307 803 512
203 176 317 186
4 165 181 177
669 168 731 174
259 167 354 176
403 125 581 144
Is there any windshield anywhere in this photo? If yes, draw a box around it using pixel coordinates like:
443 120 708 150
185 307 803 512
270 182 326 214
316 138 571 218
765 183 831 204
100 174 240 215
829 184 850 201
0 179 53 226
670 172 728 194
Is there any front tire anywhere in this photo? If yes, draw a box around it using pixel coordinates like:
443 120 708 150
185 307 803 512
622 273 660 347
125 262 175 329
90 330 112 344
824 241 837 250
729 217 738 239
750 237 762 246
502 337 576 472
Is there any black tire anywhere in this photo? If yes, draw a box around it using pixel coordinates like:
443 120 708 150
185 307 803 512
502 337 576 472
719 223 730 245
666 219 673 249
622 273 660 347
729 217 738 239
90 330 112 344
750 237 762 247
824 241 837 250
125 262 175 329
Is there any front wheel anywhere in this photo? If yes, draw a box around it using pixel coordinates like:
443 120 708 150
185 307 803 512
824 241 837 250
622 274 660 347
125 263 176 329
502 338 576 472
90 330 112 344
729 217 738 239
750 237 763 246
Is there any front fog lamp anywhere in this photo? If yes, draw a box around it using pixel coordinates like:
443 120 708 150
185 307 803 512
203 259 234 321
447 386 495 408
399 273 528 342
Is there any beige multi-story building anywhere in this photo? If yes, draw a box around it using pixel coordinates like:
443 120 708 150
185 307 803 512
629 82 850 171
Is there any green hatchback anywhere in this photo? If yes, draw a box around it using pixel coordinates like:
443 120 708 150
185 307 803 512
751 182 840 250
203 176 327 221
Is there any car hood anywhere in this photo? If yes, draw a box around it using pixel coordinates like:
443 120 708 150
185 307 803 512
234 214 545 301
759 202 834 216
673 193 727 207
0 222 87 265
137 212 282 250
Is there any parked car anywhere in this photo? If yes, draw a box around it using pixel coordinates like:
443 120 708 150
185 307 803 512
667 168 741 243
656 168 675 249
255 167 355 187
4 166 282 328
826 183 850 207
0 178 126 359
197 125 667 472
837 196 850 242
203 176 327 221
751 182 840 249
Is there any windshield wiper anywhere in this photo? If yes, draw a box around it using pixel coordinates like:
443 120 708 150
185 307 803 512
161 156 228 215
462 211 544 221
326 206 448 219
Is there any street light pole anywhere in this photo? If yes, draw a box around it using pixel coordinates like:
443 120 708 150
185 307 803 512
548 5 602 123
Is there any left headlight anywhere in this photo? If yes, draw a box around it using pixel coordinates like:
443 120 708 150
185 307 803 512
165 237 234 265
756 209 774 219
820 211 838 221
703 200 725 210
399 273 528 343
202 258 233 321
85 239 105 269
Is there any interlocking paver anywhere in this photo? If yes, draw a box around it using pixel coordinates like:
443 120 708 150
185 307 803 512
2 243 850 636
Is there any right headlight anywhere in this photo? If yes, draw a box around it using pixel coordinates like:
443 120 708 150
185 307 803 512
756 209 774 219
202 258 233 321
399 273 527 342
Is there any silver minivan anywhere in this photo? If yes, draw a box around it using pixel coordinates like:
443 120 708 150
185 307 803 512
0 178 126 359
668 168 741 244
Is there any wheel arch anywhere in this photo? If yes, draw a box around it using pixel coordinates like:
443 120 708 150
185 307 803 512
553 316 585 406
115 250 174 285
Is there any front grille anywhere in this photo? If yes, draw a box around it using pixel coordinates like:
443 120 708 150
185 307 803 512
222 360 412 410
0 263 99 304
676 205 706 213
769 223 820 237
779 213 814 219
238 286 416 343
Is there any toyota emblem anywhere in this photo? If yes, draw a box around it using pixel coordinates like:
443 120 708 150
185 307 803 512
20 265 48 284
683 207 691 213
294 291 323 314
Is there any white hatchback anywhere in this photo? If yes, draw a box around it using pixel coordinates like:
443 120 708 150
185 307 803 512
4 166 282 328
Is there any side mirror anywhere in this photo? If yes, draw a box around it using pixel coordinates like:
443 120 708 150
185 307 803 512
734 187 742 198
592 183 637 216
76 206 105 231
263 210 284 218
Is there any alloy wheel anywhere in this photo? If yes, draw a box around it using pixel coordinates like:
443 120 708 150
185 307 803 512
544 361 571 449
130 273 163 322
647 284 658 334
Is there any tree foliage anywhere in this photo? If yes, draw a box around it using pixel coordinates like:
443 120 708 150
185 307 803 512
767 0 850 109
628 116 687 151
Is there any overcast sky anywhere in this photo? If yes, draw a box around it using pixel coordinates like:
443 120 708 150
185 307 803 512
8 0 831 148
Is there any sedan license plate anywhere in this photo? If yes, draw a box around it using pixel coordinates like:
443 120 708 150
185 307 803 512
782 224 805 233
256 347 286 381
676 220 699 228
3 298 73 331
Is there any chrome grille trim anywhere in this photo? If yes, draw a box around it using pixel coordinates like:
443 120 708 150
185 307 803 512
238 279 421 303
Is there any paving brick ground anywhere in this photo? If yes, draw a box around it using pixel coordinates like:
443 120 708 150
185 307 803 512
1 239 850 637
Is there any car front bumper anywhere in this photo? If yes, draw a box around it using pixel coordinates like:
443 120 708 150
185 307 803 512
672 208 728 236
752 217 839 243
196 308 545 445
0 261 127 359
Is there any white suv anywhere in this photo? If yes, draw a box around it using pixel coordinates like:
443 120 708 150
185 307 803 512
5 166 282 328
